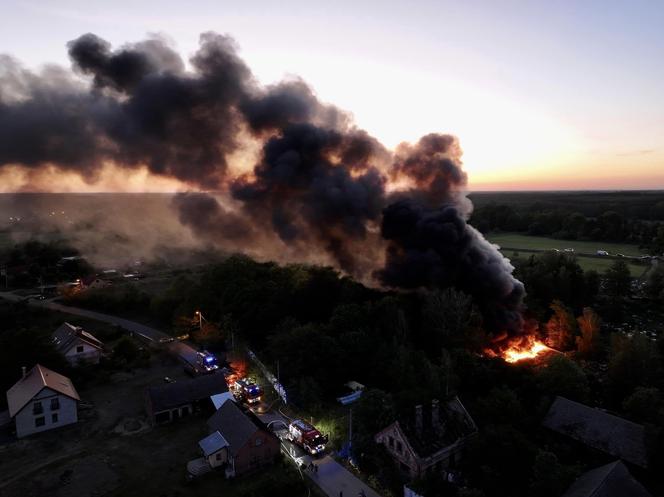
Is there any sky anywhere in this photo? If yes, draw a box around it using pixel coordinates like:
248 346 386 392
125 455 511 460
0 0 663 191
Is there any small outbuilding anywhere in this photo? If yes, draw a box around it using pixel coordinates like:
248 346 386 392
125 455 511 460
198 430 230 468
146 372 230 424
52 322 103 365
6 364 80 438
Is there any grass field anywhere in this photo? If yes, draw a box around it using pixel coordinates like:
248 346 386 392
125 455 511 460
489 233 649 276
487 233 645 256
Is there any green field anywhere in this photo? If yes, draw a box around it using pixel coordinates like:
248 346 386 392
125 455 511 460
489 233 649 276
487 233 645 256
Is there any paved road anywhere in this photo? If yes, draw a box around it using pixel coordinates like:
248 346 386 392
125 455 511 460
0 291 199 364
258 411 382 497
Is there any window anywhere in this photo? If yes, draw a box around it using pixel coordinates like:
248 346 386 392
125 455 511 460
76 345 84 353
51 398 60 410
35 416 45 427
396 441 403 454
255 437 263 447
33 401 43 415
216 453 222 461
52 413 58 423
388 436 394 448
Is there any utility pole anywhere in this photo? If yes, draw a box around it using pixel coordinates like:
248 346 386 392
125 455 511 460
349 407 353 454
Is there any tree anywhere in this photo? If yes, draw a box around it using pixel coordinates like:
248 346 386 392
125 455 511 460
529 450 577 497
538 355 590 402
604 259 631 299
609 334 663 403
645 265 664 304
576 307 601 358
422 288 474 349
545 300 577 350
623 387 663 424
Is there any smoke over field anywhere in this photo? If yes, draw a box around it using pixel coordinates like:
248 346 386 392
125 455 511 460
0 32 524 335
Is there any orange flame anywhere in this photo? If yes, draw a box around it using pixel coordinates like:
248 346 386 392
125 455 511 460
503 340 548 363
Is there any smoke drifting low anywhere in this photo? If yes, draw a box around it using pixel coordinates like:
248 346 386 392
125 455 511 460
0 32 524 336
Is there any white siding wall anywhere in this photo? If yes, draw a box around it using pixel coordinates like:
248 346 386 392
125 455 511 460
64 340 101 365
14 388 78 438
207 448 229 468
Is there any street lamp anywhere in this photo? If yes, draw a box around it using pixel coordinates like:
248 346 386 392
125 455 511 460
194 310 203 329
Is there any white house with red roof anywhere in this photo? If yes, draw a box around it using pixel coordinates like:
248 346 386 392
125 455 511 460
6 364 80 438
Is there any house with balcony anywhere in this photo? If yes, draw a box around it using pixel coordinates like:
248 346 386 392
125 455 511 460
6 364 80 438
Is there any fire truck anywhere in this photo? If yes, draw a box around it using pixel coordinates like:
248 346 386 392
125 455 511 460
288 419 328 455
231 378 263 405
182 350 219 376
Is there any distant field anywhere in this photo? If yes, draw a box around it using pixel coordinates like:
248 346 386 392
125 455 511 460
487 233 645 256
489 233 649 276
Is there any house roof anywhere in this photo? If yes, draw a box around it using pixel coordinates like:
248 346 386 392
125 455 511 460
542 396 648 468
6 364 80 417
52 322 103 354
147 372 229 412
380 396 477 459
207 400 262 457
198 430 229 457
562 460 652 497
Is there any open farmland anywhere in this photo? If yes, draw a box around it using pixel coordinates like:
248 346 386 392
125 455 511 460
487 233 646 256
489 233 650 276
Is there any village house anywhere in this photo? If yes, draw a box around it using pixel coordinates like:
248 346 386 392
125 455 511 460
543 396 649 468
374 397 478 480
6 364 80 438
146 373 232 424
205 399 280 477
561 460 652 497
52 322 104 365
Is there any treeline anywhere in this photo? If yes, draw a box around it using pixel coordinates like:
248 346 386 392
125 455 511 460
0 240 93 288
470 203 664 254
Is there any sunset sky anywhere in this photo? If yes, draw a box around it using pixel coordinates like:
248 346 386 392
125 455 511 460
1 0 663 191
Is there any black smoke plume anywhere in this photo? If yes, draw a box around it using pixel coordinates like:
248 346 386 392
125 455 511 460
0 32 525 336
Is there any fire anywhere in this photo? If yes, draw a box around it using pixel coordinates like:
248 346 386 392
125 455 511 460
503 340 548 363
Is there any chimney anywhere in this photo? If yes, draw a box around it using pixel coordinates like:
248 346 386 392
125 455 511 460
432 399 440 430
415 404 423 436
21 366 27 379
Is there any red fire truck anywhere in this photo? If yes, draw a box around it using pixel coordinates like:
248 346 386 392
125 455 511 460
231 378 263 405
288 419 328 455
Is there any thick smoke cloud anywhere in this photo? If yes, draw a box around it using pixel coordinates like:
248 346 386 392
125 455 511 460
0 32 525 336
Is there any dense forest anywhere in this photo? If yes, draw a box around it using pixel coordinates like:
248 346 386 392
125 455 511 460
469 191 664 254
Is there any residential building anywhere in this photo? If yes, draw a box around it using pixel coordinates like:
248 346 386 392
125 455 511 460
543 396 648 468
198 430 230 469
206 400 280 477
561 460 652 497
52 322 103 365
374 397 478 480
6 364 80 438
146 372 231 424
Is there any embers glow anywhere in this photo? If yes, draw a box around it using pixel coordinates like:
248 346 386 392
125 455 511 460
503 340 548 363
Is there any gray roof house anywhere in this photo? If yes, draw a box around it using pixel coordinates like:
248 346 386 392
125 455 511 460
52 322 103 365
542 396 648 468
561 460 652 497
206 400 280 476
